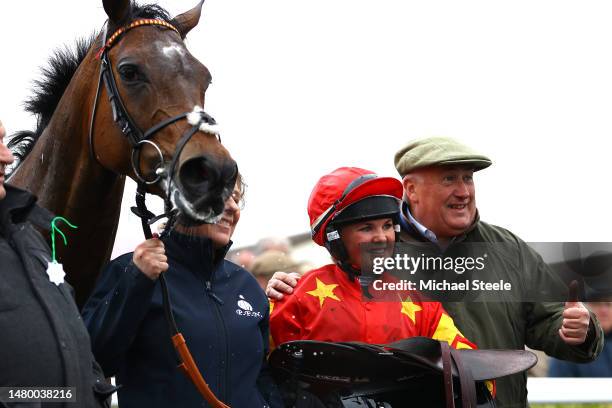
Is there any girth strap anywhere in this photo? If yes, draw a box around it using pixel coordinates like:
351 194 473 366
441 341 478 408
452 347 477 408
441 341 455 408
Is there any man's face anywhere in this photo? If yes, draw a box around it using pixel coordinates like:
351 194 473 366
403 165 476 241
0 121 15 200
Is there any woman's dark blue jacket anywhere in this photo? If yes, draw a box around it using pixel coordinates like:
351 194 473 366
82 231 280 407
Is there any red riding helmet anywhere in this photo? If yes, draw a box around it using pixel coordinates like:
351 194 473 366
308 167 403 249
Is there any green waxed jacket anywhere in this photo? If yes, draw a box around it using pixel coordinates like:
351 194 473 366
399 209 604 408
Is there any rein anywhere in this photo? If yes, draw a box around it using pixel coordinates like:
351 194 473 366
90 18 229 408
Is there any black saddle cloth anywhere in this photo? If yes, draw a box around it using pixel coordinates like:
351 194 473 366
269 337 537 408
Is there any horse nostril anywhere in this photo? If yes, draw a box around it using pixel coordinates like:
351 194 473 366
177 155 238 219
178 157 217 197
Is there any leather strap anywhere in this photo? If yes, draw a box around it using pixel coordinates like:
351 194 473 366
171 334 229 408
451 348 477 408
441 341 455 408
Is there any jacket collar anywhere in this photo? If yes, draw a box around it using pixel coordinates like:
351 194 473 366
399 200 481 245
162 230 233 278
0 184 38 232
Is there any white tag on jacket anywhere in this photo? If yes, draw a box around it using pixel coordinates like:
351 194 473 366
46 261 65 285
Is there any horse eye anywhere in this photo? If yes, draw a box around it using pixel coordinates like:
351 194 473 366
118 64 143 83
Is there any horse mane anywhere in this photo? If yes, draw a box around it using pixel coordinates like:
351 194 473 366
8 3 173 168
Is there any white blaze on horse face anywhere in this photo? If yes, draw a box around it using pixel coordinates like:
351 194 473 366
158 40 187 61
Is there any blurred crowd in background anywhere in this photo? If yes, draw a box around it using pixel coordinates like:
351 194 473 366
227 234 318 291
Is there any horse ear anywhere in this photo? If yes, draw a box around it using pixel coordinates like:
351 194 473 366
102 0 131 25
171 0 206 39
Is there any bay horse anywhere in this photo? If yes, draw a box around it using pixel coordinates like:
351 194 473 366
8 0 237 307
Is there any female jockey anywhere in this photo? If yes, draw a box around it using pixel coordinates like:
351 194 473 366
270 167 475 348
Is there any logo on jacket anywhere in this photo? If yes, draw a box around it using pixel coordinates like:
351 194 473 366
236 295 262 318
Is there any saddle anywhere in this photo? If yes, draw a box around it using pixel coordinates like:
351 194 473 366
269 337 537 408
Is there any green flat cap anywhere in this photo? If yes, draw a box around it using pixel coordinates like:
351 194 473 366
394 136 492 176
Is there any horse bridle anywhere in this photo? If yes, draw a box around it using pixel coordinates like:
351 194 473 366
89 18 230 408
89 19 222 216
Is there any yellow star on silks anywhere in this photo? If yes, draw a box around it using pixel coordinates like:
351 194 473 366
400 298 422 324
306 278 340 308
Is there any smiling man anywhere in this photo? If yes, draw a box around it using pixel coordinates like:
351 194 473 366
394 136 603 407
403 166 476 245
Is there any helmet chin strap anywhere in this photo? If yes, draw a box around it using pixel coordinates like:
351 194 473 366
326 226 364 277
337 259 361 280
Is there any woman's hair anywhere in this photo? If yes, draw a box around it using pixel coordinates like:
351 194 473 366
235 171 247 209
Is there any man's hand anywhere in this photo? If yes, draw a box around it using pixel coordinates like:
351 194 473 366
266 271 300 300
558 281 590 345
133 238 168 280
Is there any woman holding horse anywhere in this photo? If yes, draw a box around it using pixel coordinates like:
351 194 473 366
82 173 281 408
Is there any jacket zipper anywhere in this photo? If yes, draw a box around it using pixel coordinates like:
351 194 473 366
205 280 231 405
206 281 224 305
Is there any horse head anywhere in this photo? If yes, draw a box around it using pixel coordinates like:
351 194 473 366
8 0 235 306
93 0 237 226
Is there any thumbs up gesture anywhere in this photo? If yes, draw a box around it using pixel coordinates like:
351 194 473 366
558 281 590 345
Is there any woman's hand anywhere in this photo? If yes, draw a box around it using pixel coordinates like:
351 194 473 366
133 238 168 280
